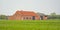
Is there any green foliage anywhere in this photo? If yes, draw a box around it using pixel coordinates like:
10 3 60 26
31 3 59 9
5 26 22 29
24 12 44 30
48 12 60 19
0 15 7 20
50 12 56 16
0 20 60 30
48 15 60 19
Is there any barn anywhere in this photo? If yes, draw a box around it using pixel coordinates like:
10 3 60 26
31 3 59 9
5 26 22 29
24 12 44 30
8 10 47 20
8 10 40 20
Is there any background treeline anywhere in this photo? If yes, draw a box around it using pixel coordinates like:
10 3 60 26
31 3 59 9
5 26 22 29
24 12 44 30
0 15 8 20
48 15 60 19
47 12 60 19
0 12 60 20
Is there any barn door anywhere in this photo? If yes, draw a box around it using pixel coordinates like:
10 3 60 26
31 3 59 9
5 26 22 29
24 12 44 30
32 16 35 20
40 16 43 20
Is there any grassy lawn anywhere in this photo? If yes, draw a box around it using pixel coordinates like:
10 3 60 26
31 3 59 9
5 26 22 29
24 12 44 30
0 20 60 30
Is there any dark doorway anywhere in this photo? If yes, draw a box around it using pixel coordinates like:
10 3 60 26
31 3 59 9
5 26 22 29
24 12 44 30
32 16 35 20
40 16 43 20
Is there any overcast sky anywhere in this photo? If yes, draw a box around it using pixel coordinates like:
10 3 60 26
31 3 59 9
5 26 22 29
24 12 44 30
0 0 60 15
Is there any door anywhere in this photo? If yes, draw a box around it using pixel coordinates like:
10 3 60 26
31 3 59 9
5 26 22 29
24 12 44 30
32 16 35 20
40 16 43 20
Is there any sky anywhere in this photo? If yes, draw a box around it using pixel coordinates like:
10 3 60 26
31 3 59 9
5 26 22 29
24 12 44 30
0 0 60 15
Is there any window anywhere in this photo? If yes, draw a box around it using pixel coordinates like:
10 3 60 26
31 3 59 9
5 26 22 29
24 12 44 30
29 17 31 19
26 17 28 19
23 17 25 19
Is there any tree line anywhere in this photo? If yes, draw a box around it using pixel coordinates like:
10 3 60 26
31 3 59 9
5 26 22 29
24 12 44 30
0 15 8 20
47 12 60 19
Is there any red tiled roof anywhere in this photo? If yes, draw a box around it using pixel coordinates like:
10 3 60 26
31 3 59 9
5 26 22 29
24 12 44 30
15 11 38 16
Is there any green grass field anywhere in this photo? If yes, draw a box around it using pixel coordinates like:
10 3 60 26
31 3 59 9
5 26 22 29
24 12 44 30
0 20 60 30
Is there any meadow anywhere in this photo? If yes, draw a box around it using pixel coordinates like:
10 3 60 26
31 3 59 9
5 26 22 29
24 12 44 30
0 19 60 30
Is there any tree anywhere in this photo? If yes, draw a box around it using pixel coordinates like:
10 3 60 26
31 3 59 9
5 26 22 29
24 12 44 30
50 12 56 16
37 12 45 16
49 12 56 19
48 12 60 19
0 15 7 19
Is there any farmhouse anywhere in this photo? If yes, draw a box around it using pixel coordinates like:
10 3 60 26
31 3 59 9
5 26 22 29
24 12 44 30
8 10 40 20
8 10 47 20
